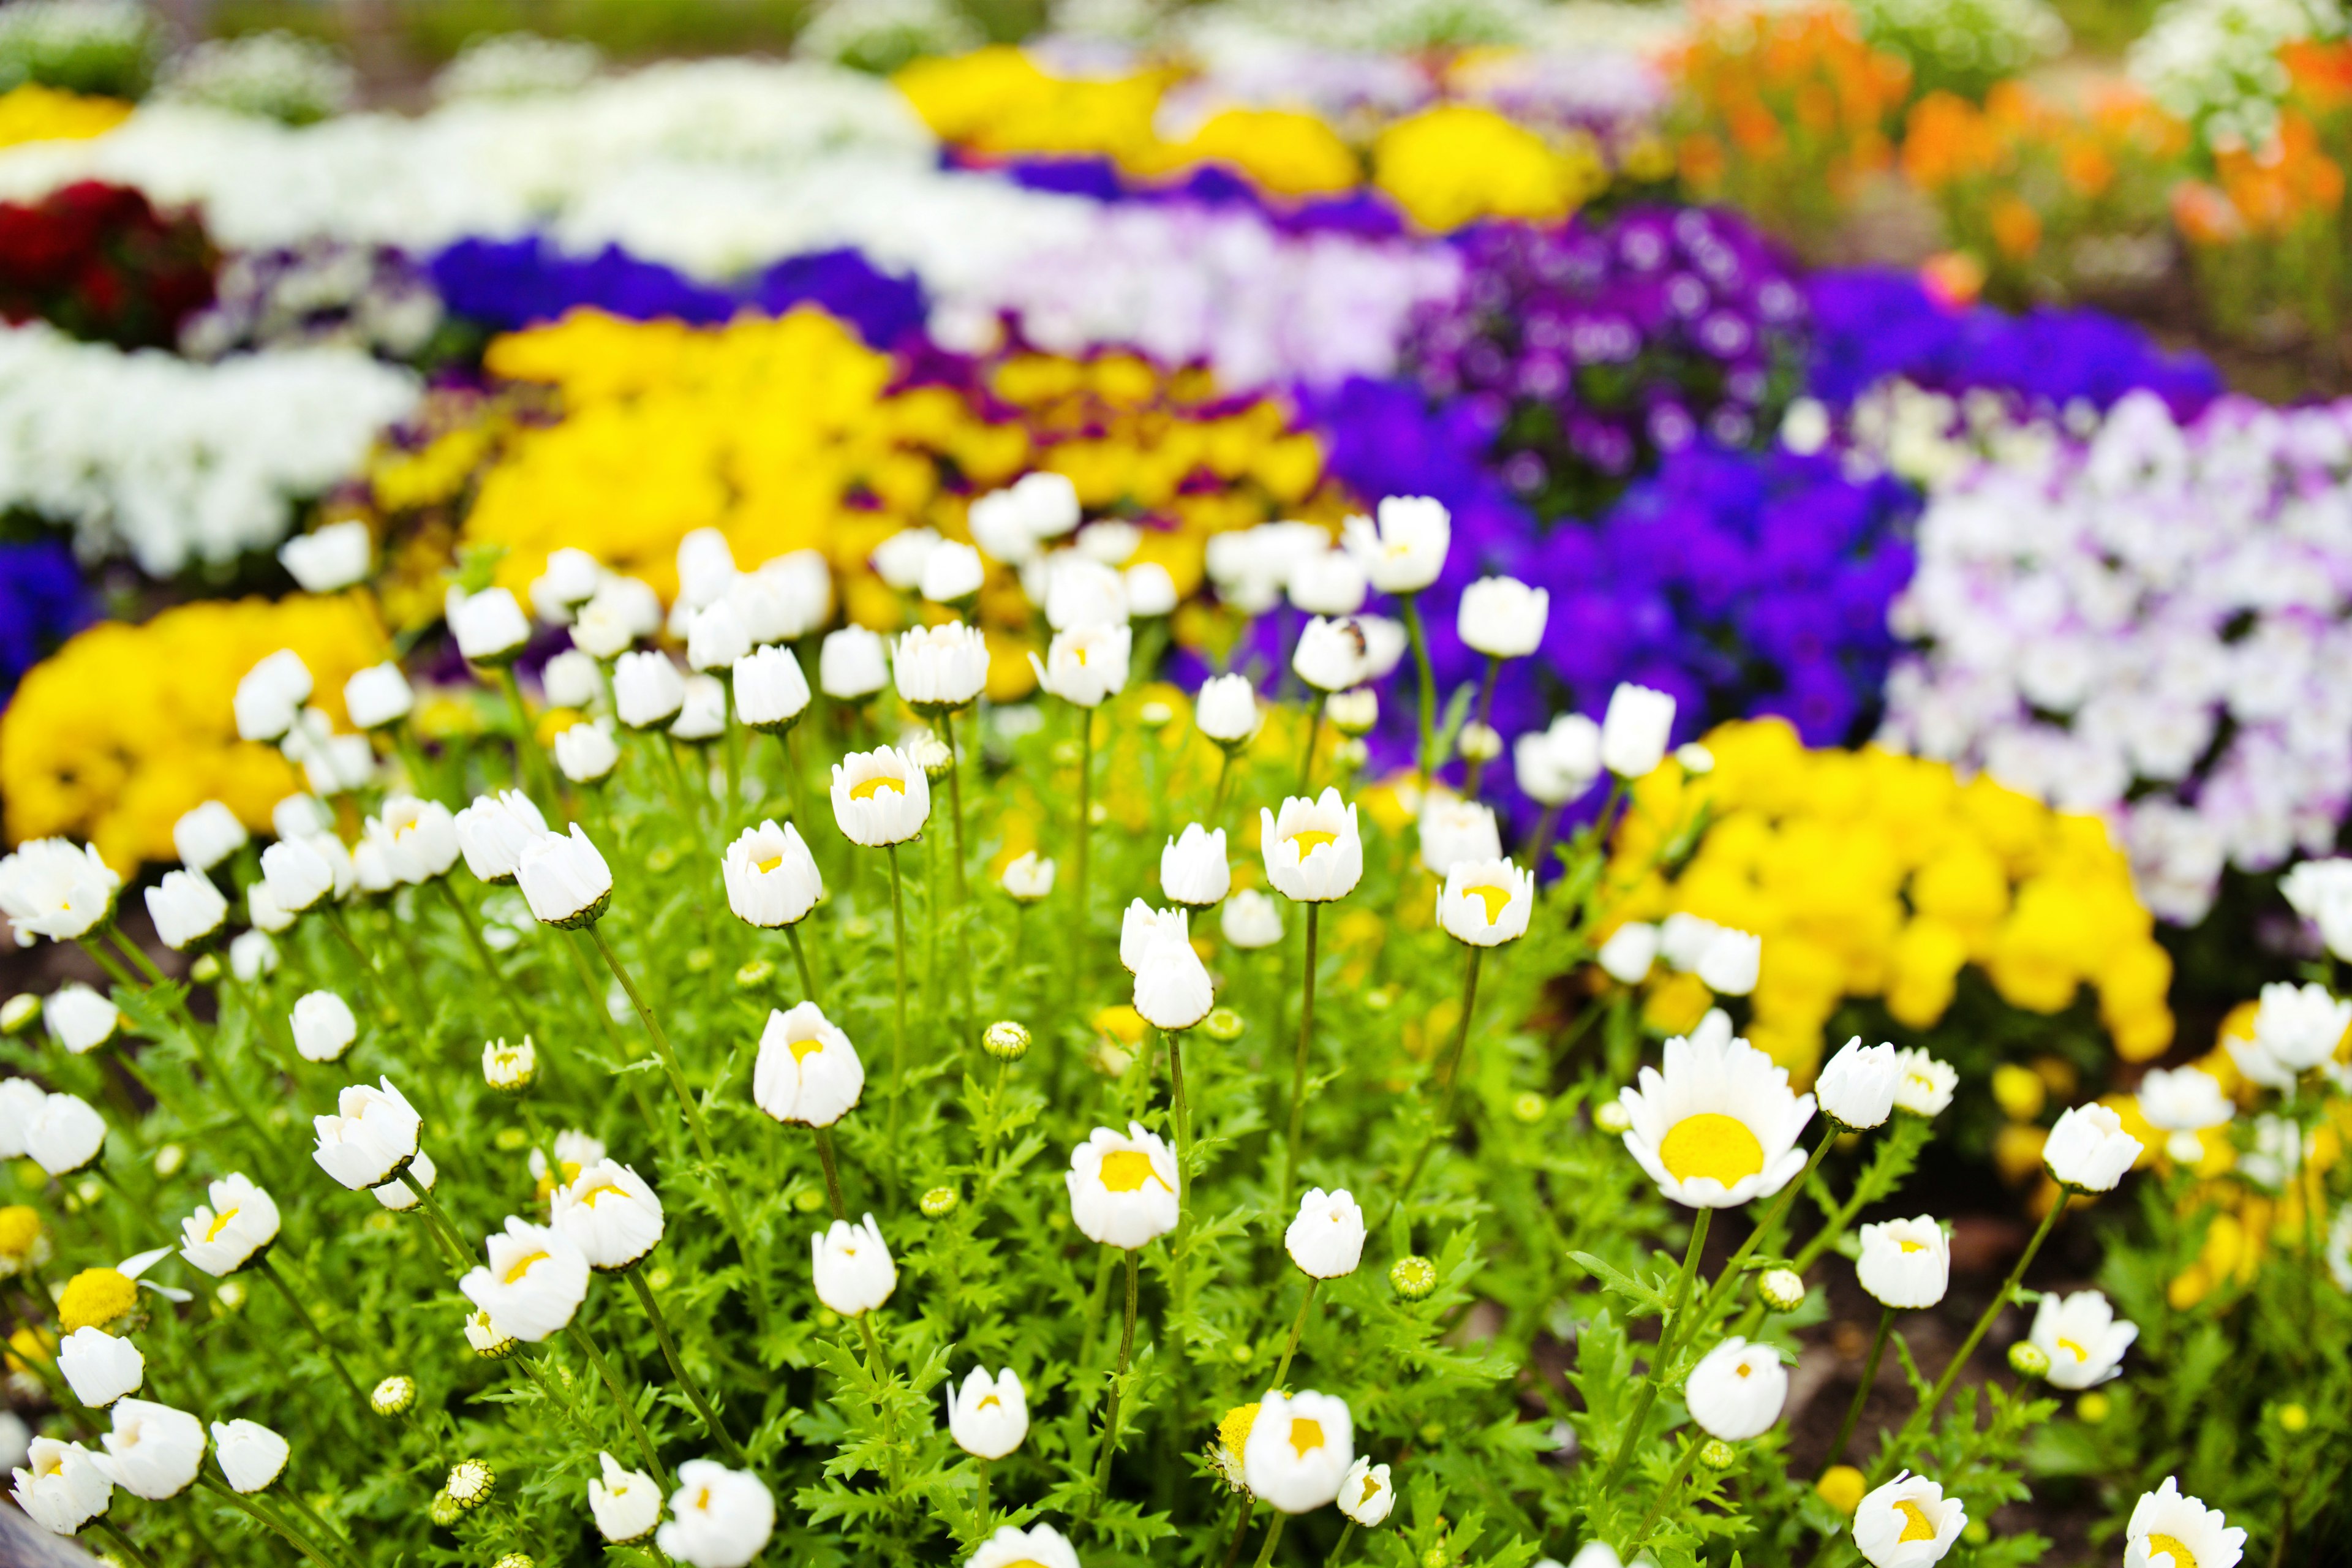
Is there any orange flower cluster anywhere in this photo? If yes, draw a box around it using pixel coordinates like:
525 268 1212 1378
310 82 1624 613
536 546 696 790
2172 113 2346 244
1669 2 1911 242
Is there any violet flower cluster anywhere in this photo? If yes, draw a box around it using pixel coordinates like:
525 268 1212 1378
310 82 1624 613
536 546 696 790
1880 391 2352 923
1399 206 1811 522
178 241 444 363
0 535 91 707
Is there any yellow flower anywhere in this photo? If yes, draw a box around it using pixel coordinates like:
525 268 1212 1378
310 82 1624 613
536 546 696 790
1373 105 1604 231
1172 108 1360 197
58 1266 138 1334
0 84 131 149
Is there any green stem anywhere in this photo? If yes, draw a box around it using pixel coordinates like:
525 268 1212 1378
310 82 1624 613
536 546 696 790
1269 1276 1319 1393
1251 1512 1289 1568
496 664 551 803
1461 655 1501 796
812 1124 850 1221
1868 1194 2066 1486
1823 1305 1893 1473
784 921 821 1008
567 1319 671 1493
90 1514 160 1568
253 1256 366 1409
1325 1519 1357 1567
1630 1435 1705 1548
197 1472 344 1568
1376 944 1484 1232
1398 594 1437 789
1072 704 1093 991
1093 1247 1140 1500
399 1171 473 1278
437 878 531 1041
1220 1499 1259 1568
1295 692 1328 796
1600 1205 1714 1491
1281 902 1321 1210
625 1267 747 1466
1691 1128 1839 1330
886 842 910 1150
1167 1025 1194 1371
1211 747 1236 823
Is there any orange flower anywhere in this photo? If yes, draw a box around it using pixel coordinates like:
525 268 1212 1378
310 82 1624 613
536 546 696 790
1989 194 2044 258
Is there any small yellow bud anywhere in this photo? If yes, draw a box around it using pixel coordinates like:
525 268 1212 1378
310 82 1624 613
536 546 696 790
2076 1392 2111 1425
0 995 41 1034
1697 1438 1737 1469
1390 1255 1438 1301
919 1186 959 1218
1817 1464 1866 1515
685 946 714 973
1202 1008 1244 1042
1511 1092 1547 1124
1758 1268 1806 1312
189 954 221 985
153 1144 185 1178
2278 1403 2309 1433
1595 1101 1632 1135
735 958 773 989
428 1489 461 1527
2008 1341 2051 1378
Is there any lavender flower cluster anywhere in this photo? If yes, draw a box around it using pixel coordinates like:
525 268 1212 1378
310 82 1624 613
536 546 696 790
1399 206 1811 522
1880 391 2352 923
178 242 443 363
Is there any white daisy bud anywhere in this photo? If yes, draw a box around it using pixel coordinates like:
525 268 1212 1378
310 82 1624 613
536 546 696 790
921 541 986 605
2250 981 2351 1073
278 521 371 592
2043 1103 2141 1193
1758 1268 1806 1312
1853 1471 1966 1567
1030 624 1132 707
1338 1456 1394 1526
894 622 989 710
58 1327 143 1407
1125 561 1177 617
290 991 356 1063
733 644 810 733
820 627 889 700
173 801 248 872
1261 790 1363 903
516 824 612 929
1684 1337 1787 1441
1817 1038 1900 1131
1158 824 1230 908
540 650 600 710
1193 674 1261 747
656 1460 774 1568
209 1420 288 1495
43 985 117 1055
613 650 685 729
1287 549 1366 617
686 600 750 673
26 1093 106 1177
1285 1188 1366 1279
529 547 601 622
1855 1216 1948 1310
461 1217 590 1342
258 837 336 916
1242 1389 1354 1512
1891 1049 1956 1117
372 796 461 884
1219 889 1283 949
1457 576 1548 659
374 1148 436 1211
552 1160 664 1272
1342 495 1449 594
553 719 621 783
451 587 532 665
142 869 227 951
344 662 414 731
311 1077 421 1191
1133 931 1213 1032
1515 712 1604 805
966 1524 1079 1568
10 1436 114 1534
1435 857 1534 947
1042 556 1129 631
92 1399 204 1500
753 1003 864 1128
671 674 726 741
724 820 822 929
1327 687 1378 737
482 1038 537 1093
589 1450 662 1545
872 527 940 592
229 930 278 982
1599 682 1676 778
944 1366 1029 1460
830 747 930 847
234 650 312 743
1120 902 1189 975
178 1174 280 1278
810 1214 895 1316
1697 929 1762 997
1000 851 1055 902
1292 616 1373 694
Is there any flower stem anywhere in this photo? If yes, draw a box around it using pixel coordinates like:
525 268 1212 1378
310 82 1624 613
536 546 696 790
625 1267 747 1466
1600 1205 1714 1491
1269 1276 1320 1393
90 1515 160 1568
496 665 552 804
1868 1193 2066 1486
1211 747 1236 823
941 707 974 1039
253 1256 366 1408
1376 944 1484 1233
885 842 910 1150
1824 1305 1894 1473
1072 704 1093 989
399 1172 472 1276
1325 1519 1357 1566
1295 693 1327 795
437 877 533 1046
1461 655 1501 796
812 1123 850 1221
1630 1435 1705 1548
1398 593 1437 790
784 921 821 1008
1093 1247 1141 1500
1251 1511 1289 1568
197 1472 346 1568
1281 902 1321 1211
567 1319 671 1493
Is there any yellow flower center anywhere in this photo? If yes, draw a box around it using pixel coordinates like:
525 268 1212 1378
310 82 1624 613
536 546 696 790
1899 1238 1926 1253
1098 1149 1168 1193
1073 646 1091 666
977 1394 1001 1411
503 1251 549 1285
1219 1402 1261 1463
205 1207 241 1242
757 854 784 873
0 1205 41 1261
1896 1501 1938 1542
2144 1534 2198 1568
579 1184 629 1207
693 1487 712 1512
1287 829 1338 857
850 775 903 801
1357 1473 1383 1506
57 1267 138 1334
1464 884 1512 924
1657 1113 1765 1187
1287 1417 1325 1458
790 1037 826 1061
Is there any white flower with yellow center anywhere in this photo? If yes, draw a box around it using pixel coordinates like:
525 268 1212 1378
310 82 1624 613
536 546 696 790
2027 1289 2136 1389
1417 796 1501 876
11 1436 112 1535
1342 495 1449 594
178 1174 280 1278
810 1214 895 1316
830 747 931 847
1618 1031 1815 1208
753 1002 863 1128
312 1078 421 1190
1259 790 1363 904
656 1460 774 1568
370 796 460 884
1852 1471 1966 1567
589 1450 663 1545
2125 1477 2245 1568
1065 1123 1178 1250
459 1218 590 1343
944 1366 1028 1460
1029 623 1133 707
1240 1388 1354 1512
552 1159 664 1273
2136 1068 2233 1164
1338 1456 1393 1526
1284 1188 1365 1279
1001 851 1055 902
2043 1102 2141 1193
454 790 549 883
92 1398 204 1500
531 1131 605 1199
1855 1216 1948 1310
966 1522 1080 1568
1435 857 1534 947
1891 1049 1957 1117
482 1037 537 1093
1684 1336 1787 1441
723 820 822 928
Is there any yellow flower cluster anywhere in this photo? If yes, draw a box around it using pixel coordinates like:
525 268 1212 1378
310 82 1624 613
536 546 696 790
0 594 385 871
892 46 1606 229
0 84 130 150
1604 718 2174 1079
433 306 1336 698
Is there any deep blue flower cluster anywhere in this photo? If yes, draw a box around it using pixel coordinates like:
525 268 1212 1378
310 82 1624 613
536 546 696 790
0 535 91 707
1400 206 1812 522
1802 268 2221 415
424 237 930 350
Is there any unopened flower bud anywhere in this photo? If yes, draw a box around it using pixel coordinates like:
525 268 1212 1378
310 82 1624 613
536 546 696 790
465 1310 518 1361
1511 1091 1546 1123
429 1489 461 1527
2278 1403 2310 1432
1327 689 1378 736
447 1458 496 1510
736 959 772 990
910 734 954 779
919 1187 958 1218
0 995 37 1035
1390 1255 1437 1302
1698 1438 1737 1469
2076 1392 2110 1424
483 1038 537 1094
1458 722 1502 761
189 954 222 984
492 1556 535 1568
372 1374 417 1416
1202 1007 1244 1041
1595 1101 1632 1134
1758 1269 1806 1312
2007 1341 2049 1378
982 1020 1030 1061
